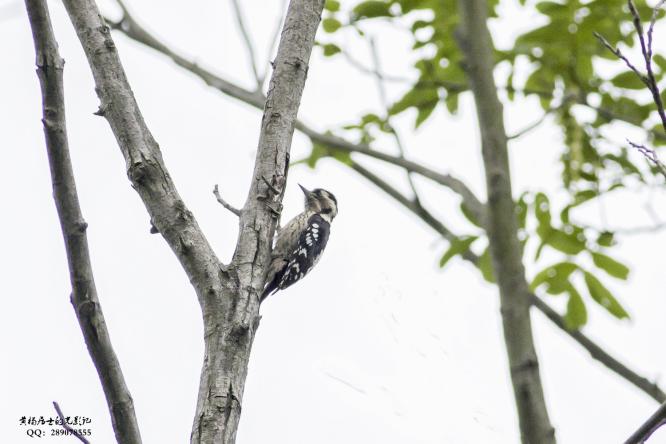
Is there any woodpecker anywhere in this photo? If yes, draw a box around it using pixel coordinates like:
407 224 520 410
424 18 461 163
261 184 338 301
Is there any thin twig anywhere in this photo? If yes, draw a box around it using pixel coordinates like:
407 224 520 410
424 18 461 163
213 184 240 216
647 1 666 65
593 31 648 86
615 222 666 234
596 0 666 178
261 0 287 90
25 1 142 442
368 36 422 206
586 222 666 236
507 94 576 140
52 402 90 444
347 159 465 247
627 139 666 178
340 45 413 83
507 111 551 140
297 126 488 226
629 0 666 131
106 1 266 108
530 295 666 404
229 0 262 90
624 401 666 444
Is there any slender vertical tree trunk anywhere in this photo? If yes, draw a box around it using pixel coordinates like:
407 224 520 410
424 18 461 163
456 1 556 443
25 1 142 442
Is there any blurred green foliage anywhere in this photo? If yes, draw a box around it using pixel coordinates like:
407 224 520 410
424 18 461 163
310 0 666 328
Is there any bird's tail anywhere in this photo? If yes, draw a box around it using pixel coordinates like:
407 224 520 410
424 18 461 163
261 257 287 302
260 277 279 302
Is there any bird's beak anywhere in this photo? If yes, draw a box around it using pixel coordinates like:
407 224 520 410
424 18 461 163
298 183 310 196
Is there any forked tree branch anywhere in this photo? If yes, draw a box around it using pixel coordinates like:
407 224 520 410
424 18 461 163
24 1 142 442
62 0 226 309
193 2 325 442
60 0 324 442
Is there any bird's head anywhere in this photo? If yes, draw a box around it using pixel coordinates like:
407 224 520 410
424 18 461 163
299 184 338 221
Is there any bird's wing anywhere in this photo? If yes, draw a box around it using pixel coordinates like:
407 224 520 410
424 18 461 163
277 214 331 291
272 212 307 258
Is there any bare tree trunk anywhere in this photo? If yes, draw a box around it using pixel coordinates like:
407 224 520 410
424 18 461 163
59 0 324 442
456 1 556 443
25 1 142 442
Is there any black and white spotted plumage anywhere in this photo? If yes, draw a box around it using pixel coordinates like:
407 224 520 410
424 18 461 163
261 186 337 301
275 214 330 291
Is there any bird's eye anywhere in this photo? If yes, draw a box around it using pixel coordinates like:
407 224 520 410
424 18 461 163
321 208 332 214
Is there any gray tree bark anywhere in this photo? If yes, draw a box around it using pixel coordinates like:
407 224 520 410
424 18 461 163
456 1 556 443
192 1 324 442
25 1 142 443
58 0 324 442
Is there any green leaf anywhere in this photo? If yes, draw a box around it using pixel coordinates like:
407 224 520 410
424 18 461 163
439 236 478 268
352 1 392 19
444 92 459 114
478 246 495 283
610 71 646 90
305 143 328 168
534 192 552 242
324 0 341 12
530 262 578 295
298 141 352 169
591 252 630 280
322 43 341 57
411 19 431 31
583 271 630 319
597 231 615 247
389 86 438 116
524 68 555 103
534 192 551 225
545 228 586 255
535 1 567 15
516 193 529 229
415 100 437 128
329 148 352 166
506 70 516 101
322 17 342 33
564 285 588 329
461 202 482 228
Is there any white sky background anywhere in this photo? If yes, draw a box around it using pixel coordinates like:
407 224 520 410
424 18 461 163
1 0 666 442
